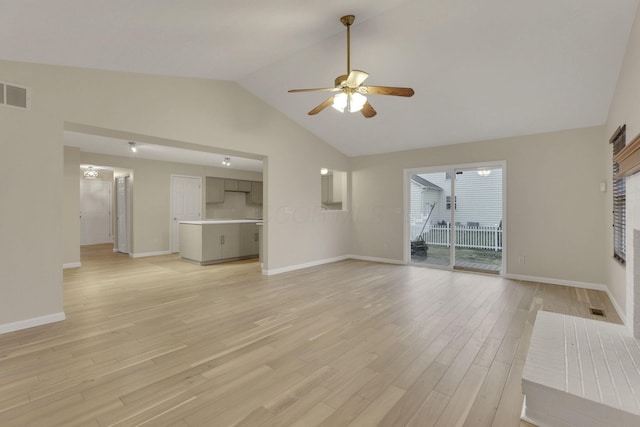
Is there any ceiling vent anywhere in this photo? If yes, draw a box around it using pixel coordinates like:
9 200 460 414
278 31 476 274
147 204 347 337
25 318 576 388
1 81 30 110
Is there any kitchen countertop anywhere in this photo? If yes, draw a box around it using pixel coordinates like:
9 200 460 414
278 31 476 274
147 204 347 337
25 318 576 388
180 219 262 225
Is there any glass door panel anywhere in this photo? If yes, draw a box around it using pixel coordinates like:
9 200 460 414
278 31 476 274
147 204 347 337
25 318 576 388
452 167 503 273
409 171 451 267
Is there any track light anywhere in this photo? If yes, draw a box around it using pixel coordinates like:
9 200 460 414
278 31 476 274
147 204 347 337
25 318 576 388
222 157 231 166
320 168 329 175
129 142 137 153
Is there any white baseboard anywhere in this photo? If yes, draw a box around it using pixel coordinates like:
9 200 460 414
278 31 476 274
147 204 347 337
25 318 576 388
347 255 405 265
262 254 405 276
130 250 172 258
505 273 626 324
0 312 66 335
63 262 81 269
604 288 627 325
263 255 349 276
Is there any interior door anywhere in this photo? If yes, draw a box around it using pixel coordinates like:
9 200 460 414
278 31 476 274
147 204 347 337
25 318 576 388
171 175 202 253
116 176 130 253
80 178 112 245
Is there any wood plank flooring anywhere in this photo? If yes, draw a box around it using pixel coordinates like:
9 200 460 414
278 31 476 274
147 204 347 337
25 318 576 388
0 244 621 426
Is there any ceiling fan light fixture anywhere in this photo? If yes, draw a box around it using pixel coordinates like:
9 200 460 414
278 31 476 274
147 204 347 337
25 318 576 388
349 92 367 113
332 92 348 112
332 92 366 114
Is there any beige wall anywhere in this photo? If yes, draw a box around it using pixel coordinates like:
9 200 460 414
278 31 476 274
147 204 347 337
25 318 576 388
0 59 349 329
605 5 640 334
63 147 81 265
351 126 607 286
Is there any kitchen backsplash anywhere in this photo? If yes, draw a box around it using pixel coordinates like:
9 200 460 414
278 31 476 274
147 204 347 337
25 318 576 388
206 191 262 219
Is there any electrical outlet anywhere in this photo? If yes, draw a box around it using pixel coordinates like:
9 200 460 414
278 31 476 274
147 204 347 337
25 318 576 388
518 256 525 264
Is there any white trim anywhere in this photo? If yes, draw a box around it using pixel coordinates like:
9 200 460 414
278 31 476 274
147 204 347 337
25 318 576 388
605 288 627 325
0 312 65 335
63 262 81 269
347 255 404 265
130 250 172 258
263 255 405 276
505 273 626 324
263 256 349 276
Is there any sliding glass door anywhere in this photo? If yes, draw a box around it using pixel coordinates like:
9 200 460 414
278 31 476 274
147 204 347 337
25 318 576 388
409 164 504 274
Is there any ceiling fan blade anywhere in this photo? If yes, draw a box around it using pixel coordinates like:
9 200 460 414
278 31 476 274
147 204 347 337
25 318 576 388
361 101 377 118
364 86 415 97
289 87 339 93
346 70 369 88
308 95 336 115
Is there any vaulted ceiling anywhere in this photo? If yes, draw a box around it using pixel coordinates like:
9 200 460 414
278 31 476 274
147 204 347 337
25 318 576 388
2 0 638 156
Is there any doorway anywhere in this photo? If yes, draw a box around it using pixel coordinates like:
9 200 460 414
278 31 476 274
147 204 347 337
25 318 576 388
170 175 202 253
80 176 112 245
116 176 131 254
407 163 505 274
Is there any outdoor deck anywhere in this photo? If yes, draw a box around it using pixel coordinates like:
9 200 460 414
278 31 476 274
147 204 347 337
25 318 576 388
411 246 502 273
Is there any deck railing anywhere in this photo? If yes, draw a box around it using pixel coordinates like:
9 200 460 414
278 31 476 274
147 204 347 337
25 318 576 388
413 224 502 251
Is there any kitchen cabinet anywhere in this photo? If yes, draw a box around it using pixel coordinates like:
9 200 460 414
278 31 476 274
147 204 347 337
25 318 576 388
321 175 342 203
224 179 252 193
201 223 240 261
206 177 225 203
179 220 260 265
239 223 259 256
224 179 238 191
248 181 263 205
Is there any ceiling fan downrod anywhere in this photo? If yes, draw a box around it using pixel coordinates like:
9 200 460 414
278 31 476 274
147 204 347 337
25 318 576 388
340 15 355 77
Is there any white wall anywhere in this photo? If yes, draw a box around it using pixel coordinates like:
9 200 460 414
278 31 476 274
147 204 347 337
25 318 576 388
605 4 640 335
0 59 350 331
351 126 607 287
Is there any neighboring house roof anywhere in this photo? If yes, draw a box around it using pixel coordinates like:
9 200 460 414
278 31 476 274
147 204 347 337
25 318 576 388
411 175 442 191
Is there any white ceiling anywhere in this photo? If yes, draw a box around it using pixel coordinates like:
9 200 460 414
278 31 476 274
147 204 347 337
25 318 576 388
3 0 639 157
65 132 264 172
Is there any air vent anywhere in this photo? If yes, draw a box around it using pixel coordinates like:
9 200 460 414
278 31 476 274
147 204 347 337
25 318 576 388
1 81 30 110
590 307 605 317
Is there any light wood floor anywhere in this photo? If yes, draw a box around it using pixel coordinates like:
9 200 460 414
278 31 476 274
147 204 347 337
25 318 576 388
0 244 621 426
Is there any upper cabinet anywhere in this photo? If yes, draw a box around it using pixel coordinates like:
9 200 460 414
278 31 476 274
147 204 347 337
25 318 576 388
206 177 225 203
206 177 263 204
224 179 238 191
224 179 252 193
248 181 263 205
238 180 252 192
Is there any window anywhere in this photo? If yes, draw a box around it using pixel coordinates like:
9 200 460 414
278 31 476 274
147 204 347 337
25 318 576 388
611 125 626 264
446 195 457 210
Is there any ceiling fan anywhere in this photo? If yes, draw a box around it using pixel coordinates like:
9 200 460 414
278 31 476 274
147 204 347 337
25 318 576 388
288 15 414 118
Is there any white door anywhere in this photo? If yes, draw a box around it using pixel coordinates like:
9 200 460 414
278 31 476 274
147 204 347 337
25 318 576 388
171 175 202 253
80 179 112 245
116 176 130 254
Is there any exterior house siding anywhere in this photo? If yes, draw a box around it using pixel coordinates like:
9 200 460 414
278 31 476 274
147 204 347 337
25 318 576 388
418 169 502 227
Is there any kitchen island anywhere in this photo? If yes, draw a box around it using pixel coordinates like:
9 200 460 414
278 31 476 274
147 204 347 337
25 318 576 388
179 219 261 265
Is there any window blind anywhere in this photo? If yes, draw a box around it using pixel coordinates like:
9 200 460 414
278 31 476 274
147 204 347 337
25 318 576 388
611 125 626 264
